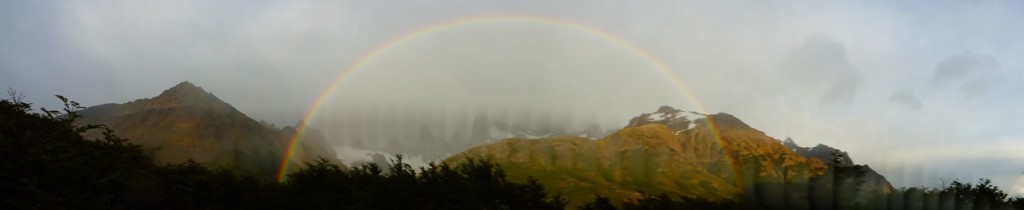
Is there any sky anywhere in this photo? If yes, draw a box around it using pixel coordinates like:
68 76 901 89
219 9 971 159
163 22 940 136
2 0 1024 193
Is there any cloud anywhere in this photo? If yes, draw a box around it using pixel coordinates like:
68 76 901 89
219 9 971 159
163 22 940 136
931 52 1005 96
3 0 1024 191
889 90 922 111
780 34 860 106
1014 174 1024 196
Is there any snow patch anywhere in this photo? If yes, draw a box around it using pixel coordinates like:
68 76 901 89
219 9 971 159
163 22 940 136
334 145 433 169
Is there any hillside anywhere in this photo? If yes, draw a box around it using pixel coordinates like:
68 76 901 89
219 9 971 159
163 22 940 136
447 106 837 208
783 138 894 204
76 81 336 178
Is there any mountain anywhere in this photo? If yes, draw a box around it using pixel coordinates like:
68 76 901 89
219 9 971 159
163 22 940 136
446 106 838 208
782 138 894 204
76 81 336 178
625 105 694 134
335 105 616 162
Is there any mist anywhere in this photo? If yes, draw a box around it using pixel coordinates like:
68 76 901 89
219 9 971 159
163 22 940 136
3 0 1024 193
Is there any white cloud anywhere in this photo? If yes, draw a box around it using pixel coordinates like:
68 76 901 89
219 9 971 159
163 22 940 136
931 52 1006 96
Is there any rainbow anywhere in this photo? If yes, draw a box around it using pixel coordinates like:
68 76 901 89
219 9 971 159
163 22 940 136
276 15 735 183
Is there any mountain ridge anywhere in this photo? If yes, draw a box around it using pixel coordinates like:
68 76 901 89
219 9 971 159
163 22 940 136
447 106 893 209
782 137 894 203
76 81 337 178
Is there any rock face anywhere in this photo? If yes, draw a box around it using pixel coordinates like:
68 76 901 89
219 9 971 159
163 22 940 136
447 107 830 208
277 124 341 175
783 138 894 204
625 105 694 133
77 81 336 178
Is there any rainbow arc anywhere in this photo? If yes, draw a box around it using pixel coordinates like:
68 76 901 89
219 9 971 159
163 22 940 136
276 15 733 184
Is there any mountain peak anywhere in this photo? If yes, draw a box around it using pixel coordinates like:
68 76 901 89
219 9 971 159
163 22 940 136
162 81 205 95
171 81 200 90
694 113 754 131
625 105 695 133
625 106 760 135
75 80 339 178
151 81 227 107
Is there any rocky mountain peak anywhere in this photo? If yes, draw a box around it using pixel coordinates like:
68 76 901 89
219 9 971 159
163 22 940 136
693 113 754 132
150 81 228 107
783 137 800 149
624 106 762 135
76 81 339 178
625 105 695 133
781 138 855 167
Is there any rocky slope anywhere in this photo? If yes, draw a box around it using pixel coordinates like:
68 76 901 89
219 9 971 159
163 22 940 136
783 138 894 204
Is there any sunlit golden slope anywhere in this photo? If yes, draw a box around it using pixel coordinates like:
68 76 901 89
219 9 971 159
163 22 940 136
447 107 829 208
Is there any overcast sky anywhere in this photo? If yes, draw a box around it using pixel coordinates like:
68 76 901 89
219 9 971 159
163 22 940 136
3 0 1024 193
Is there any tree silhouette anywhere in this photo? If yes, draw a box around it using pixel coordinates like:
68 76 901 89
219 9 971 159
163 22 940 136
6 94 1024 209
1 95 152 209
579 195 618 210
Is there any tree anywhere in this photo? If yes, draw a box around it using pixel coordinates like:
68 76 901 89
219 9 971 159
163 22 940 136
6 87 25 104
579 195 618 210
284 155 567 210
0 95 152 209
619 194 760 210
827 149 867 210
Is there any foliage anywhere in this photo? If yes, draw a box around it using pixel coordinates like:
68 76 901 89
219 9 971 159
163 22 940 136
0 96 152 209
4 95 1024 210
578 195 618 210
0 96 565 209
872 178 1022 210
284 156 567 209
587 193 769 210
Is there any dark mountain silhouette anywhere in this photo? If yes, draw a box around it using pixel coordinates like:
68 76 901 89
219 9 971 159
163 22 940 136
782 138 894 205
76 81 336 178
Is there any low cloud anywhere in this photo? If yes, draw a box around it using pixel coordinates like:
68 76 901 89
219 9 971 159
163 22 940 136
889 90 922 111
931 52 1005 96
780 34 860 106
3 0 1024 191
